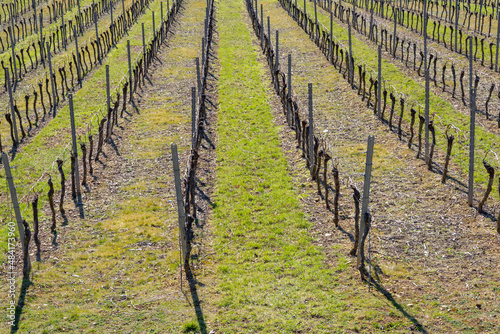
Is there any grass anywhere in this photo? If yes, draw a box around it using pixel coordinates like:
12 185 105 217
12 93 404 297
213 0 412 331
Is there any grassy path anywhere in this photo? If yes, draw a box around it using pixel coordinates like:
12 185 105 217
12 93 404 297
212 0 404 331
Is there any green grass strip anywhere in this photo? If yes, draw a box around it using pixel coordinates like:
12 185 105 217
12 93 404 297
215 0 351 331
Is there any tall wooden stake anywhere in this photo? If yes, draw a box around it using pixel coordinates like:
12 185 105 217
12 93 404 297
468 37 475 206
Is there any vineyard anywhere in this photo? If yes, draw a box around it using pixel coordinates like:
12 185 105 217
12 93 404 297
0 0 499 332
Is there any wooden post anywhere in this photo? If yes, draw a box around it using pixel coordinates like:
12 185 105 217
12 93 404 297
308 83 314 177
1 153 25 245
6 71 19 145
69 94 81 199
47 42 57 115
377 45 381 117
468 37 475 206
74 27 82 88
171 143 187 264
191 87 196 148
357 135 375 269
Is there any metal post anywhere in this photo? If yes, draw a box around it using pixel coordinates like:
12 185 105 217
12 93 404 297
191 87 196 148
110 0 114 45
287 54 292 124
393 3 397 57
106 64 111 127
40 12 45 68
196 57 201 94
161 2 164 25
171 143 187 264
153 11 155 34
69 95 81 198
330 11 333 62
468 37 475 206
455 0 459 52
370 0 374 39
348 23 353 86
260 5 264 48
308 83 314 177
496 0 500 71
314 0 318 38
78 0 82 34
304 0 307 19
2 153 26 245
424 0 430 165
74 27 82 88
202 37 205 67
267 16 270 43
127 40 133 101
142 22 146 64
10 4 15 45
275 30 279 71
94 1 101 65
61 3 66 50
6 71 19 145
357 135 375 269
377 45 382 117
47 42 57 115
8 27 17 82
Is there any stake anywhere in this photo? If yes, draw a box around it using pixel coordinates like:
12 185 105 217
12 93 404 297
8 27 17 82
40 12 45 68
106 65 111 137
171 143 187 276
196 57 201 94
275 30 279 71
110 0 114 46
94 1 101 65
127 40 133 100
357 135 375 270
74 27 82 88
468 37 475 206
393 2 397 57
192 87 196 147
47 42 57 115
308 83 314 177
78 0 82 34
61 3 66 50
260 5 264 48
348 22 354 86
69 95 81 199
455 0 459 52
377 45 381 117
6 71 19 145
496 0 500 71
424 0 430 166
287 54 292 124
153 11 155 34
369 0 374 39
1 153 26 245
